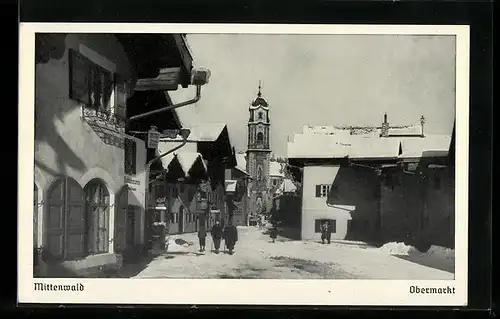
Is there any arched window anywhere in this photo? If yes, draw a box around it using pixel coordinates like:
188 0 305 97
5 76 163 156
257 132 264 143
84 180 110 254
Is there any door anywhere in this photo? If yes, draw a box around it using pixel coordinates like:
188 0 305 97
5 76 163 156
46 177 85 260
126 209 135 249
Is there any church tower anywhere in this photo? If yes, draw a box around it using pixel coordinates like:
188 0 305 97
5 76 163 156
246 82 272 215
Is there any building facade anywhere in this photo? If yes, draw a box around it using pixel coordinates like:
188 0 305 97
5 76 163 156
246 85 272 217
287 115 454 247
225 154 252 226
151 124 236 237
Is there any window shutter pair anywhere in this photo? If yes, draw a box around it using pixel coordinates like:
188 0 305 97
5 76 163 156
315 185 321 197
69 48 128 117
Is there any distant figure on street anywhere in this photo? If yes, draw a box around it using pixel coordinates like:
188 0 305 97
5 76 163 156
197 225 207 252
211 220 223 253
270 226 278 243
321 221 332 244
223 220 238 255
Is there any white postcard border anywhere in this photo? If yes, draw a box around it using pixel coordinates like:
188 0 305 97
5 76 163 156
18 23 469 306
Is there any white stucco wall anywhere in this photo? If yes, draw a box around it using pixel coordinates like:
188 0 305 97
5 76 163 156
301 165 354 241
125 137 147 245
34 34 134 253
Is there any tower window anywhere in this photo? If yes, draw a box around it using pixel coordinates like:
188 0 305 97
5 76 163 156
257 132 264 143
257 166 263 181
258 112 263 120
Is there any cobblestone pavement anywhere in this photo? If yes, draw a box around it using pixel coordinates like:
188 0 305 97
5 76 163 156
124 226 454 279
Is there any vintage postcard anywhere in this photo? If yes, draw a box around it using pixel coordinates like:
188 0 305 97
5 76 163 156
18 23 469 306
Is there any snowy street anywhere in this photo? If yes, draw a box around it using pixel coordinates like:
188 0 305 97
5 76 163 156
119 226 454 280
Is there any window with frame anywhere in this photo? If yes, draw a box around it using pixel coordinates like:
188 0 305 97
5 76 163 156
315 184 331 198
314 219 336 233
257 132 264 143
124 138 137 175
68 49 127 121
258 112 263 120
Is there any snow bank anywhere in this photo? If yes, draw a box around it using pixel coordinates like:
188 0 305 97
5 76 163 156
422 245 455 260
376 242 419 256
377 242 454 259
375 242 455 273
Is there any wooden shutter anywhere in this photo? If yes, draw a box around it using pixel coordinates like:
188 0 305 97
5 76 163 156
65 178 86 259
315 185 321 197
314 219 322 233
97 206 109 253
115 74 128 120
46 179 66 260
124 139 136 175
102 68 113 112
68 49 90 104
114 189 128 252
34 184 38 249
330 220 336 233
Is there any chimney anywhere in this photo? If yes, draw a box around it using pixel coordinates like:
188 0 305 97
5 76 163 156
420 115 426 137
380 113 389 137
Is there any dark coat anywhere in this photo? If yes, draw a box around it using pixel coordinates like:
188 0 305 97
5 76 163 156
223 225 238 244
321 224 332 239
270 228 278 239
211 224 223 239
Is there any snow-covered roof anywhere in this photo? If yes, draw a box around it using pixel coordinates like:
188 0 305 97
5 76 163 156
388 124 423 136
348 137 401 159
274 178 298 196
282 179 297 192
399 135 452 159
234 153 249 175
156 145 207 177
287 133 350 159
287 130 451 161
160 123 227 142
269 161 284 177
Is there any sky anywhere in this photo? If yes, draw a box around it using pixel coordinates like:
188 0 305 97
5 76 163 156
169 34 456 157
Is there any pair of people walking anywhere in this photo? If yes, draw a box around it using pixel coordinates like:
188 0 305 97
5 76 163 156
321 221 332 244
197 220 238 255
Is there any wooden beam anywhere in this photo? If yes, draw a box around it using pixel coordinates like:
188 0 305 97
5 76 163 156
134 67 182 91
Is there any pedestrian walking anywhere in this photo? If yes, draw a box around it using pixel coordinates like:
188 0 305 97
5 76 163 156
223 220 238 255
210 220 223 254
198 225 207 252
270 226 278 243
321 221 332 244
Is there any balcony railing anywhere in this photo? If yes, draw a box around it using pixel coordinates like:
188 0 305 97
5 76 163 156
81 105 127 148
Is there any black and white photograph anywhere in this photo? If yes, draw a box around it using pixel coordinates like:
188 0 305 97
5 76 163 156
19 23 469 306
